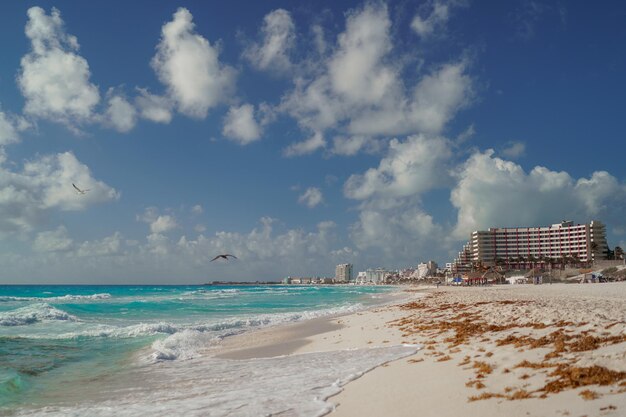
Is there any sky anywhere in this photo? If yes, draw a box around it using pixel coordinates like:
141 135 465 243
0 0 625 284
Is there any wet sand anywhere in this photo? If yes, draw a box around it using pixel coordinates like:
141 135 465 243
213 283 626 417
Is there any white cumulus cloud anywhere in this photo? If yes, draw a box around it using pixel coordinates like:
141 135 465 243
150 216 178 234
327 3 396 106
451 150 626 239
281 3 398 138
501 141 526 159
33 226 73 252
175 217 340 278
0 152 119 235
298 187 324 208
18 7 100 127
283 132 326 157
222 104 262 144
283 131 326 157
0 110 29 146
76 232 123 257
411 0 464 39
341 133 456 266
151 8 236 118
350 201 443 260
24 152 120 211
348 61 474 136
0 113 19 146
244 9 295 73
455 123 475 144
137 207 178 234
344 135 452 200
331 135 382 156
105 93 137 132
279 3 474 155
135 88 173 124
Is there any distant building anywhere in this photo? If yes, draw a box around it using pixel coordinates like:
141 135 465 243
400 268 417 280
451 220 609 273
417 261 438 279
284 276 335 285
365 268 390 284
451 242 473 275
356 271 368 284
335 263 353 283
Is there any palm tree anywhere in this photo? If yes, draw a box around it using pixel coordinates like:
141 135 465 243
607 248 615 260
556 255 566 271
494 257 506 271
543 255 552 270
542 255 553 284
539 255 551 270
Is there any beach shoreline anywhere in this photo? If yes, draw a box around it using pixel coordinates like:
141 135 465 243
0 285 412 417
211 283 626 417
211 285 421 360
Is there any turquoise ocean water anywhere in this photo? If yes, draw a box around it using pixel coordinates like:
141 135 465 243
0 284 415 416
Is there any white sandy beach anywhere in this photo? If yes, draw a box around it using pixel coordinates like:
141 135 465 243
217 283 626 417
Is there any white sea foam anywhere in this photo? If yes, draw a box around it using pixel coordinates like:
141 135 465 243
14 345 420 417
146 303 365 362
0 293 112 302
3 302 365 360
0 303 79 326
150 330 223 361
55 293 112 301
182 288 239 296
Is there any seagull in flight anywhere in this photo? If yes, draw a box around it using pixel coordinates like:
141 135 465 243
210 254 238 262
72 183 90 195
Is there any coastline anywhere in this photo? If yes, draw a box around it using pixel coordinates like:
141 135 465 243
212 286 418 360
212 283 626 417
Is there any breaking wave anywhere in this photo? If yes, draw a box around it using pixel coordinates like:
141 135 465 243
147 303 364 362
0 293 112 302
0 304 79 326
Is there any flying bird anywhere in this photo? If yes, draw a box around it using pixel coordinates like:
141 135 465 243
72 183 90 195
210 254 238 262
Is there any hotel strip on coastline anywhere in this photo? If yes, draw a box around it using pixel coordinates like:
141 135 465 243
451 220 609 275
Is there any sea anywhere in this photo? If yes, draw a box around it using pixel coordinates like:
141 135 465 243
0 284 418 416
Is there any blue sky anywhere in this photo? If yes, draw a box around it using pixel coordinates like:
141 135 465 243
0 0 625 283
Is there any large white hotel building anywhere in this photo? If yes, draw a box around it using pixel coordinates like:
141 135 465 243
335 263 353 283
451 220 608 274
